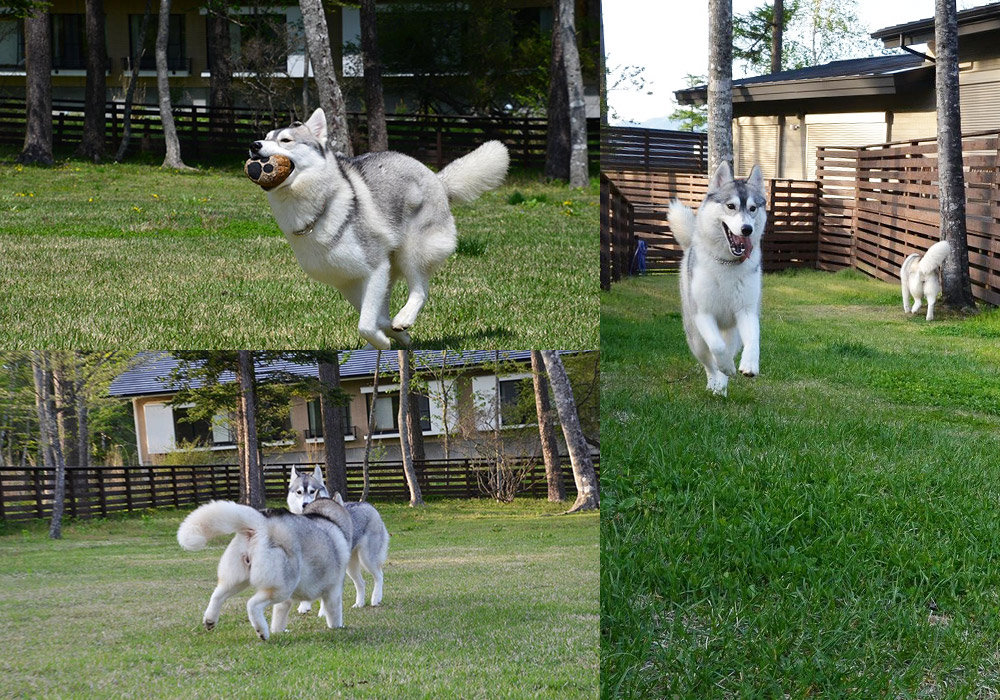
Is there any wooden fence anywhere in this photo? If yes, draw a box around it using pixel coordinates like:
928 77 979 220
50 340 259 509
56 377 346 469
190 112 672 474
601 126 707 173
600 173 635 290
600 169 820 274
0 98 600 170
0 457 596 524
817 135 1000 306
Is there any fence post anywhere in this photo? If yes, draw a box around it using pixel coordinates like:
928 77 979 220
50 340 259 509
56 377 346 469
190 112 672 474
149 466 155 506
67 468 77 519
34 468 43 519
97 469 107 517
172 465 179 508
851 149 860 270
125 467 133 513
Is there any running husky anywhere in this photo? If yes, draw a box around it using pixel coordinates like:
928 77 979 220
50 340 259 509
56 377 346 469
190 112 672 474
668 162 767 397
249 108 509 349
901 240 951 321
287 466 389 609
177 497 352 641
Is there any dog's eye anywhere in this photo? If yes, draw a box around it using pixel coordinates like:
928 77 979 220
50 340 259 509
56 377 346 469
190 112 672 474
297 489 303 495
749 205 756 212
727 203 736 210
279 137 292 144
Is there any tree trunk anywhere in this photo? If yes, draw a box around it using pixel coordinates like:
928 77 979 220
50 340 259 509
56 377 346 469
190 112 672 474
299 0 353 155
156 0 189 169
598 0 607 127
76 0 107 162
771 0 784 74
935 0 977 312
360 0 388 152
545 0 570 179
531 351 565 502
398 351 424 507
116 0 152 162
53 358 79 468
540 351 598 513
318 356 348 498
361 350 382 502
708 0 734 173
33 352 66 538
75 356 90 471
439 350 451 460
206 5 234 124
554 0 588 187
237 351 264 508
19 8 54 165
405 353 426 462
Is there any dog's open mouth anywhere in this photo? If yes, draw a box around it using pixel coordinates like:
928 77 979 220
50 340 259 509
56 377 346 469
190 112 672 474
722 222 752 261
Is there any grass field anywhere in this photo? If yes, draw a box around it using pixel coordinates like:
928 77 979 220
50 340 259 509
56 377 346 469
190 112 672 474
601 269 1000 698
0 149 597 349
0 498 597 699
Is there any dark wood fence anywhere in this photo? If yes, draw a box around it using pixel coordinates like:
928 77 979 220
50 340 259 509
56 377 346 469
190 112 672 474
816 134 1000 306
600 173 635 290
0 98 600 170
0 457 597 524
601 126 707 173
600 169 820 275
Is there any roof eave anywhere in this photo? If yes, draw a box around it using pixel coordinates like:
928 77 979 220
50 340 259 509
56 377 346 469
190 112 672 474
675 73 914 107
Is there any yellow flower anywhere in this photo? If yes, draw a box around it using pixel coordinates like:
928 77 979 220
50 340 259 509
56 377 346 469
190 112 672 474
152 194 159 199
132 206 142 213
88 197 94 203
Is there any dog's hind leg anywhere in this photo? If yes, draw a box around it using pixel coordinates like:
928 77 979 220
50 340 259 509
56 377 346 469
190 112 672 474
203 539 250 630
391 273 429 332
296 600 314 614
346 550 366 608
247 590 281 641
359 548 384 607
320 579 345 629
925 292 937 321
270 599 294 635
357 262 393 350
203 578 248 631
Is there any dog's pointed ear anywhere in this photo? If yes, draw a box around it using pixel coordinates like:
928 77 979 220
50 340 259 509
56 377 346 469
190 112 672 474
305 108 327 143
709 160 733 192
312 465 325 484
746 164 764 191
333 492 345 505
290 466 299 480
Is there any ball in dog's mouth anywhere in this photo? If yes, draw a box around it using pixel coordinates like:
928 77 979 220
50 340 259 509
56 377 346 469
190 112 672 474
244 154 294 189
722 222 752 261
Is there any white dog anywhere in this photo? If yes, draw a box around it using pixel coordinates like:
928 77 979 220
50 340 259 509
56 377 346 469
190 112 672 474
901 240 951 321
668 162 767 397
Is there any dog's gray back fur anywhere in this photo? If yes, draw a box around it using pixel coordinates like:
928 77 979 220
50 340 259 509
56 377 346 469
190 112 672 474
263 500 353 577
344 501 388 551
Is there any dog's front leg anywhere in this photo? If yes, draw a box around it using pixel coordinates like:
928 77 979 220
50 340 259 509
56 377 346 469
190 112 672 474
694 313 737 376
358 263 393 350
736 312 760 377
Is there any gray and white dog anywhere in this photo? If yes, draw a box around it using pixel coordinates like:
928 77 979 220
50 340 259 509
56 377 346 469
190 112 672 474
287 465 389 609
901 240 951 321
177 497 352 641
250 108 510 349
668 162 767 397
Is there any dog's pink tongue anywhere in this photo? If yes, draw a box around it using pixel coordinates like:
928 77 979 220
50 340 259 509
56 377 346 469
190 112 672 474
739 238 753 261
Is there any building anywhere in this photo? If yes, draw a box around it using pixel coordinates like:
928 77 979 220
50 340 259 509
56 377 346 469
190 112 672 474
0 0 601 116
674 4 1000 179
108 351 598 466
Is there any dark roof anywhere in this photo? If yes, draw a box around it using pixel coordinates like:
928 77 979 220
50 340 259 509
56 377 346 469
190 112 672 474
109 351 538 398
872 3 1000 45
675 53 925 104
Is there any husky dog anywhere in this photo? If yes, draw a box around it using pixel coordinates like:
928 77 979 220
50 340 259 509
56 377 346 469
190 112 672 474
668 162 767 397
250 108 509 349
287 466 390 609
901 240 951 321
177 497 352 641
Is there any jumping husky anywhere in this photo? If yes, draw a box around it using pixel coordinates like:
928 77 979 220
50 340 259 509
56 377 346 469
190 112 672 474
250 108 510 349
901 240 951 321
177 497 352 641
668 162 767 397
287 465 389 609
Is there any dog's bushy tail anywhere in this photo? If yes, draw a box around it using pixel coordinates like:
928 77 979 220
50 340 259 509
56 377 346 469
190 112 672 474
438 141 509 204
177 500 267 551
668 199 695 250
918 240 951 275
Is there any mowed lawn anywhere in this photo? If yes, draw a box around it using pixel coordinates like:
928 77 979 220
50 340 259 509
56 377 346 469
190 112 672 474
601 269 1000 698
0 150 597 349
0 498 598 699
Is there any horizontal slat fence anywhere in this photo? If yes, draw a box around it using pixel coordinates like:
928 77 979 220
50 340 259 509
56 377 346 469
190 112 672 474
0 98 600 169
600 172 635 289
817 133 1000 306
815 147 860 270
601 169 820 273
601 126 708 173
0 457 597 524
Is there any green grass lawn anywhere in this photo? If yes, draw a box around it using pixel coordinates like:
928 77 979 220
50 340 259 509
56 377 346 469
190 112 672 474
0 498 597 699
601 269 1000 698
0 150 597 349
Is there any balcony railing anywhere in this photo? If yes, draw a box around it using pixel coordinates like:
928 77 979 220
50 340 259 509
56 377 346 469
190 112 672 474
120 56 192 73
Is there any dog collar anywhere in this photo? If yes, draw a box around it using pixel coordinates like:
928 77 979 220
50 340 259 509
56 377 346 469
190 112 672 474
292 201 330 237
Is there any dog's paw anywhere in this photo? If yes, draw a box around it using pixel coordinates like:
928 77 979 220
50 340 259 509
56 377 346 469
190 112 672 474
204 619 216 631
297 601 312 615
352 602 365 609
720 360 738 377
739 361 759 378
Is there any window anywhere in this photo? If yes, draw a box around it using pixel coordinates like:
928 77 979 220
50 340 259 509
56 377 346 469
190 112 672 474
129 14 186 71
499 377 534 427
229 12 286 73
52 14 85 70
365 393 431 435
211 414 234 447
0 18 24 69
305 398 352 439
172 405 213 446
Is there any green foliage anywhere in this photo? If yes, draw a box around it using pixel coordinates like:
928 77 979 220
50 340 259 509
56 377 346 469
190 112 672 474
668 74 708 132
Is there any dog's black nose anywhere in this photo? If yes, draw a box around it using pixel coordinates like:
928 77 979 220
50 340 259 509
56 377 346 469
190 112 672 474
741 224 753 236
250 141 263 154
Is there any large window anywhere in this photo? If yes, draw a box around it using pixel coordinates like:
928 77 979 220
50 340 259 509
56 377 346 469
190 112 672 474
0 18 24 69
129 14 186 71
499 377 534 427
365 393 431 436
52 14 85 70
305 398 353 439
229 12 287 73
172 405 213 446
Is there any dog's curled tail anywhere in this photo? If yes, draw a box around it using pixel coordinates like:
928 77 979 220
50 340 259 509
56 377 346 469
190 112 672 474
438 141 510 204
667 199 695 250
177 500 266 551
918 240 951 275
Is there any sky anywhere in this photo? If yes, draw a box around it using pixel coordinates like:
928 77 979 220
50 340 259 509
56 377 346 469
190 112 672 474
603 0 961 126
